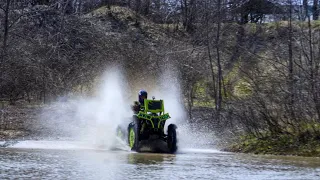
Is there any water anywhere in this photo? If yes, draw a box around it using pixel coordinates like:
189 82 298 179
0 142 319 180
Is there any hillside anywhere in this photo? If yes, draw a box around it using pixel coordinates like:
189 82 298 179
0 5 193 104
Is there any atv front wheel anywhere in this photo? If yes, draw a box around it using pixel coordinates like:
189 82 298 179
128 123 139 151
167 124 177 153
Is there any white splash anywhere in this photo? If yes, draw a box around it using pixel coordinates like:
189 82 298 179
34 67 131 151
7 140 96 150
18 65 217 152
74 68 130 149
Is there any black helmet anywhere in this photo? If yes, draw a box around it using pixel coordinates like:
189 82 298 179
138 90 148 104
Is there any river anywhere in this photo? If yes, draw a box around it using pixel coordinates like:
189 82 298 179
0 140 319 180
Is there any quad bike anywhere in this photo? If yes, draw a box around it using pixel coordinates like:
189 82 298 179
117 98 178 153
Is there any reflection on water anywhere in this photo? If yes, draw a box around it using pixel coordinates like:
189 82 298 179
127 153 175 165
0 147 320 180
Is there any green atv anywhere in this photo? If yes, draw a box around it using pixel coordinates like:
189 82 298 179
117 98 178 153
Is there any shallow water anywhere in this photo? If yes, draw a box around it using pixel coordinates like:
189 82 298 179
0 141 319 180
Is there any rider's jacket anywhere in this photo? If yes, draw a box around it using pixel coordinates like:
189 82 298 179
131 101 141 114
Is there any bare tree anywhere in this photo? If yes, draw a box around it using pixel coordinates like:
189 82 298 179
314 0 319 20
216 0 223 115
287 0 296 125
181 0 196 32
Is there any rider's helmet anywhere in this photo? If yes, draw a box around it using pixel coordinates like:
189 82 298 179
138 90 148 104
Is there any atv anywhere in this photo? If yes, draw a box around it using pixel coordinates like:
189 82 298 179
117 98 178 153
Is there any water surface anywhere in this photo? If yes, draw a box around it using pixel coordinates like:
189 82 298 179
0 141 319 180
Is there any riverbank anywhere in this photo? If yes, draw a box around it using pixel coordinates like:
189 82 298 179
0 105 41 140
0 103 75 141
225 131 320 157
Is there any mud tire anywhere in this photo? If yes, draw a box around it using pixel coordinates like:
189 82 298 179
128 121 140 151
167 124 177 153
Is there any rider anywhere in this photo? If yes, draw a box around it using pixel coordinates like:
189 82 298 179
131 89 148 114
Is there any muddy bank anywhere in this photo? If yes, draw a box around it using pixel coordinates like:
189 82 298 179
0 103 77 141
0 105 41 140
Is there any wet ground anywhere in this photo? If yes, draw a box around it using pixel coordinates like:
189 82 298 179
1 141 320 180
